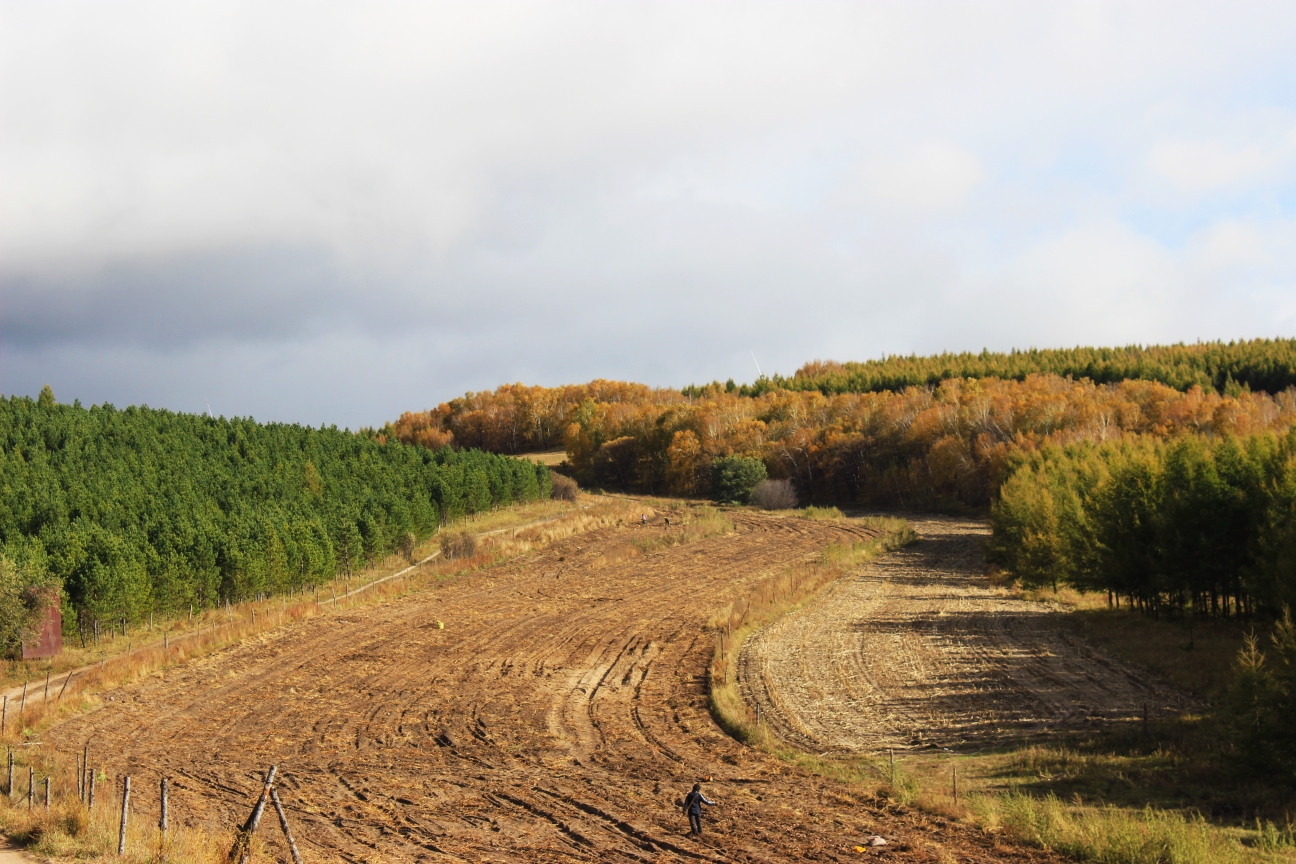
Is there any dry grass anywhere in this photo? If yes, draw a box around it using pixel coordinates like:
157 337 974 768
1069 609 1251 704
707 517 914 745
798 505 845 521
0 767 234 863
516 450 568 467
968 792 1295 864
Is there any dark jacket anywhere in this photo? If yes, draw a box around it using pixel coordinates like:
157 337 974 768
683 790 715 815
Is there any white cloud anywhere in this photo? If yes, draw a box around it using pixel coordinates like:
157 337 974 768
859 141 985 214
1001 222 1176 344
1148 139 1281 191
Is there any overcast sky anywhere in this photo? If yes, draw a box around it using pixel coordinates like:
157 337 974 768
3 2 1296 428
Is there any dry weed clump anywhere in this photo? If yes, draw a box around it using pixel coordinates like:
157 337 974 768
439 529 479 560
550 472 579 502
750 479 798 510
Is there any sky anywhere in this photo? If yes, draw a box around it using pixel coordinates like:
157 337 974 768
4 1 1296 429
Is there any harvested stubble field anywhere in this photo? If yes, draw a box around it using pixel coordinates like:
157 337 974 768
41 507 1069 863
739 516 1192 756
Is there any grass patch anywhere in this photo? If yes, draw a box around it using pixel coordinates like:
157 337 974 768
799 505 845 520
974 792 1275 864
1070 608 1251 704
630 504 734 554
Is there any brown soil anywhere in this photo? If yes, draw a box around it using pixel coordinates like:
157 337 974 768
740 517 1193 756
49 511 1066 863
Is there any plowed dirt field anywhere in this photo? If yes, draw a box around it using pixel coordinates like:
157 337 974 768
740 516 1192 756
46 509 1066 863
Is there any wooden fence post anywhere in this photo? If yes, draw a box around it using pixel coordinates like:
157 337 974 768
270 788 305 864
88 768 96 810
231 765 278 864
159 776 168 833
2 694 7 734
20 680 27 716
27 766 33 808
44 777 49 810
118 775 131 855
82 743 89 803
6 749 11 798
58 671 74 701
44 670 50 701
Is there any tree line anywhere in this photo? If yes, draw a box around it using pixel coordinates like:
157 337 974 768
987 431 1296 620
684 338 1296 398
0 389 551 647
386 373 1296 509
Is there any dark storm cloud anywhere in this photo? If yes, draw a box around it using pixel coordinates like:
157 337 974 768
0 247 353 349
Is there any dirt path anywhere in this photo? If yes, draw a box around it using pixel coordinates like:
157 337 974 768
740 517 1191 755
0 842 32 863
42 511 1064 863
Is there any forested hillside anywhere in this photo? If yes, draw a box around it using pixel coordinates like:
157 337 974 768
699 338 1296 397
0 389 551 646
386 374 1296 508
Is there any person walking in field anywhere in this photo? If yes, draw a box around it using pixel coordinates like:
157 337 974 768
682 783 717 837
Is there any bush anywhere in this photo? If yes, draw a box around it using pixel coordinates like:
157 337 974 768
711 456 768 504
439 530 478 560
750 478 797 509
550 473 579 502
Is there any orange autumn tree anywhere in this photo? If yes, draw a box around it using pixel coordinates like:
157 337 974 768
382 374 1296 507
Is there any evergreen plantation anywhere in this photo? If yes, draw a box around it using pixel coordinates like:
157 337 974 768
698 337 1296 397
0 390 551 647
988 432 1296 620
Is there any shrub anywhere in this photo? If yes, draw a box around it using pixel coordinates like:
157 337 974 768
751 478 797 509
550 473 579 502
439 530 478 560
710 456 768 504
